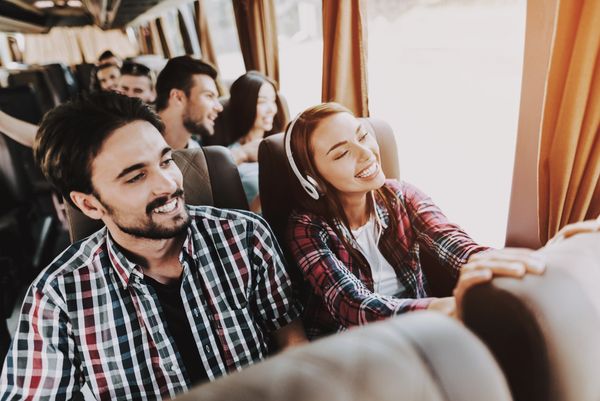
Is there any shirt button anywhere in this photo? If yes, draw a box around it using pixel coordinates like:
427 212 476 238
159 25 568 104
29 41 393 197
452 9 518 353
193 309 200 318
204 344 212 354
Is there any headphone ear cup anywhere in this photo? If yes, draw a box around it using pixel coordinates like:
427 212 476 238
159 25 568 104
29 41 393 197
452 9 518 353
306 175 323 195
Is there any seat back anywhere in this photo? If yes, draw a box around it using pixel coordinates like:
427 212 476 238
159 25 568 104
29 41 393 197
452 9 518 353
173 312 512 401
461 232 600 401
8 68 59 114
0 85 44 124
66 145 248 243
43 63 78 103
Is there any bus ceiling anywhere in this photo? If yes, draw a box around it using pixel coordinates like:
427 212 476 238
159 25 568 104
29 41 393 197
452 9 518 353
0 0 163 33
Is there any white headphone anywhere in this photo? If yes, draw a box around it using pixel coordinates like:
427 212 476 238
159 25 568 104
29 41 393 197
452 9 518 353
284 113 321 200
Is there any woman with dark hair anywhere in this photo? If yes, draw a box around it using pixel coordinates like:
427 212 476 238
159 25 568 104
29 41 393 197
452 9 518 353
285 102 545 340
228 71 281 211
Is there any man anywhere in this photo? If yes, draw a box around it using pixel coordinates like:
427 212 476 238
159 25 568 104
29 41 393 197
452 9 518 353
154 56 258 164
155 56 223 149
0 92 305 400
96 62 121 92
118 62 157 104
97 49 122 68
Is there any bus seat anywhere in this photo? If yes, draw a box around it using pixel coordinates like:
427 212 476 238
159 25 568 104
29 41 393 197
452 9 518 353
173 311 512 401
43 63 79 103
0 85 44 124
461 232 600 401
65 145 249 243
8 68 60 114
74 63 96 94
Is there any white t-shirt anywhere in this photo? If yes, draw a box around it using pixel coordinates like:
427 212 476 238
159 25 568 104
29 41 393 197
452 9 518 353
351 218 405 297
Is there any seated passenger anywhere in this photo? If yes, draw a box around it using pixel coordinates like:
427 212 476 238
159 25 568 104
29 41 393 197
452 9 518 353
227 71 280 212
96 62 121 92
0 92 305 400
0 109 37 147
155 56 223 149
98 49 123 68
285 102 544 339
118 62 157 105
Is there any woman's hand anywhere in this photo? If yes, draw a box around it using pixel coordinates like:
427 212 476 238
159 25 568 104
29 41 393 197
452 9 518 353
427 297 456 317
453 248 546 319
547 217 600 245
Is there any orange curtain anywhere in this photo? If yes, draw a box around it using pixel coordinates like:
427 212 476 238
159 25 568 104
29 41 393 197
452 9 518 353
155 18 171 59
194 0 219 69
538 0 600 243
232 0 280 83
321 0 369 117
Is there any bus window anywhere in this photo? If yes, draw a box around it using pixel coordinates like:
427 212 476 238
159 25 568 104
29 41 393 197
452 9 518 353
203 0 245 85
367 0 526 247
276 0 323 116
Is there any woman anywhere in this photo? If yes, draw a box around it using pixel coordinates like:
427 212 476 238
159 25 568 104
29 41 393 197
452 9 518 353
228 71 281 212
285 103 543 339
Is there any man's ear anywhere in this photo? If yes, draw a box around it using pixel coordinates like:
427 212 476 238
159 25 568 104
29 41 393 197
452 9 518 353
70 191 105 220
169 88 185 105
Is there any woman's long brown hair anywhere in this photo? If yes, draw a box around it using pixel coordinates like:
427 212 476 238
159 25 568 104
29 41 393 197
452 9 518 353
286 103 400 275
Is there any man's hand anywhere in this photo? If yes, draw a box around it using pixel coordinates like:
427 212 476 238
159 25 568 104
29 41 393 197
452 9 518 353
547 217 600 245
453 248 546 319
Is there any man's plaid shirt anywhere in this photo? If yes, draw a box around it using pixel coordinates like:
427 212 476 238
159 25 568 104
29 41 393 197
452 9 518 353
288 180 488 339
1 206 302 400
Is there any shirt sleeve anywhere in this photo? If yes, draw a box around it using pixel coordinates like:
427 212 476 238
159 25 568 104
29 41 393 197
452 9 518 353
0 284 83 401
288 215 432 329
249 215 303 332
400 181 490 277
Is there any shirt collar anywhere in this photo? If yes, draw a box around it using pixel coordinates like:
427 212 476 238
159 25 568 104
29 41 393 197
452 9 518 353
106 223 196 289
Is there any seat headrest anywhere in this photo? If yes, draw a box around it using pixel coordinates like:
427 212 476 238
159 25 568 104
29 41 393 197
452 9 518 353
461 232 600 401
173 312 511 401
65 145 248 243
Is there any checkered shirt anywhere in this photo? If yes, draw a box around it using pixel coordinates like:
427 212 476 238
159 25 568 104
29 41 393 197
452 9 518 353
288 180 488 339
1 206 301 400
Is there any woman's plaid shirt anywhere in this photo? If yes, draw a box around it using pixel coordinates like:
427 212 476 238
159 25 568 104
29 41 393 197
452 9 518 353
0 206 302 400
288 180 488 339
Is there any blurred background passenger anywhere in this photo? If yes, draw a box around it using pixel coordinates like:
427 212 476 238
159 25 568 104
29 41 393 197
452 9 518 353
96 63 121 92
97 49 123 68
118 62 156 104
227 71 280 212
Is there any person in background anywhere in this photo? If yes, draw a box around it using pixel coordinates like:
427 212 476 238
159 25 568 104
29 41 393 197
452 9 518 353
0 92 305 400
155 56 223 149
285 102 545 339
227 71 280 212
96 62 121 92
118 61 157 105
98 49 123 68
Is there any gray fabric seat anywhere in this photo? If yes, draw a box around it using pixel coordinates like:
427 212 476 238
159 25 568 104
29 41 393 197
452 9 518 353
66 145 248 243
174 311 512 401
461 232 600 401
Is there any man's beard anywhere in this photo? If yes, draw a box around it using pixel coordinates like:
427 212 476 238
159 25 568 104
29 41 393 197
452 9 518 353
183 111 211 139
97 188 192 240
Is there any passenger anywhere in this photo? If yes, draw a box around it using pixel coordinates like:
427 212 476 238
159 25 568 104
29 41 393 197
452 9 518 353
155 56 223 149
96 62 121 92
227 71 280 212
0 92 306 399
97 49 123 68
118 61 156 105
285 102 544 339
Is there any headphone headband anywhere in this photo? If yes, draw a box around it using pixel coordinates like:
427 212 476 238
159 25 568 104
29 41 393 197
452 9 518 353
284 113 320 200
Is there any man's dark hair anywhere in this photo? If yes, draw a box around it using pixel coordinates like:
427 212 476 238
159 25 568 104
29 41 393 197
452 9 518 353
98 50 117 62
155 56 218 112
34 92 164 207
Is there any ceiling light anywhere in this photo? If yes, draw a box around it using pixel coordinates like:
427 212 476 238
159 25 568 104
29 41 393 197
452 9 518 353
67 0 83 6
33 0 54 8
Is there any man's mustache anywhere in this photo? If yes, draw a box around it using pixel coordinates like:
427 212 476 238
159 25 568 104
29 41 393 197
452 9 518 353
146 188 184 214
